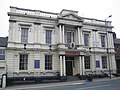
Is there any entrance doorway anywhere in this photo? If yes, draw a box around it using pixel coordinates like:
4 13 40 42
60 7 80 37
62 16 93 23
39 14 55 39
66 57 74 76
116 60 120 73
66 61 73 75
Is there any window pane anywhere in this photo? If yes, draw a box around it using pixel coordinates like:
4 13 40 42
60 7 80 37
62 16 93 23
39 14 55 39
46 30 52 44
34 60 40 68
84 56 90 69
84 34 89 46
21 27 29 43
101 36 105 47
102 56 107 69
96 61 100 68
0 49 5 54
19 54 28 70
45 55 52 70
0 49 5 60
0 55 5 60
67 32 72 44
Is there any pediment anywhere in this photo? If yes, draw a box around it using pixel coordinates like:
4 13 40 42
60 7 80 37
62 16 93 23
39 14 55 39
60 13 83 21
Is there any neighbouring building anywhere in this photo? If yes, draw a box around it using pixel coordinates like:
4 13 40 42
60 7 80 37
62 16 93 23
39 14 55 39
114 33 120 74
0 37 8 80
6 6 116 83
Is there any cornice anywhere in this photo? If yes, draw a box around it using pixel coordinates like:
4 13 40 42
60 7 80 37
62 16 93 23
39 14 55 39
58 17 83 22
8 12 57 21
83 22 113 28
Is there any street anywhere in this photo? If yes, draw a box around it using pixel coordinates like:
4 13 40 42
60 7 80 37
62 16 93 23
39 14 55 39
4 78 120 90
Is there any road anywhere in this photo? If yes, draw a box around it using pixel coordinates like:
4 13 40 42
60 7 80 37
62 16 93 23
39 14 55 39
3 78 120 90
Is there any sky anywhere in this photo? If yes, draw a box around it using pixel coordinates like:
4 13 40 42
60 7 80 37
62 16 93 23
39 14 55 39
0 0 120 38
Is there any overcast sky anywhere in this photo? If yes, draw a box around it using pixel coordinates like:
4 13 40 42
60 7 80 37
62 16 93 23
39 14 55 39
0 0 120 38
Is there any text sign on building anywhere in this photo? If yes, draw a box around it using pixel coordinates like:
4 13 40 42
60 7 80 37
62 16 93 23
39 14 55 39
65 51 80 55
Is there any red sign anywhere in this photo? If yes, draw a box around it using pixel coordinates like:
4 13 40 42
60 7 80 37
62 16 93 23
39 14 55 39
65 51 80 55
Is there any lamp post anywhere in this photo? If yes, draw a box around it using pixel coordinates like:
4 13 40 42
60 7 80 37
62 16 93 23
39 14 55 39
105 15 112 79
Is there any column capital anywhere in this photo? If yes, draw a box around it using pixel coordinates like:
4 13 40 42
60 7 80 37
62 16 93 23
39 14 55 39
57 23 65 27
79 55 84 57
92 29 98 32
59 55 65 58
74 26 82 29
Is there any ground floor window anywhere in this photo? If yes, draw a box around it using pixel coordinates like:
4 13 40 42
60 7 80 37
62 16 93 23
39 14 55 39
102 56 107 69
19 54 28 70
0 49 5 60
45 55 52 70
34 60 40 68
84 56 91 69
96 61 100 68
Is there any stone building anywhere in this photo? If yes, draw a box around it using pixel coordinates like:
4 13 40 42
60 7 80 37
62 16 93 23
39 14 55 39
114 33 120 74
0 37 8 82
6 6 116 82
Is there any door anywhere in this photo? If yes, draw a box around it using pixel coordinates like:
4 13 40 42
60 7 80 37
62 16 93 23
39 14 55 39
116 60 120 73
66 61 73 76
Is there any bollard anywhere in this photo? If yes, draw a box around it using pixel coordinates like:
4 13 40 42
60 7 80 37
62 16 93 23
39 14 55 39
2 74 6 88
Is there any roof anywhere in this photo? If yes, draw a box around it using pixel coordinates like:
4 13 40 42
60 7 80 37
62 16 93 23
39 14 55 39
0 37 8 47
114 38 120 44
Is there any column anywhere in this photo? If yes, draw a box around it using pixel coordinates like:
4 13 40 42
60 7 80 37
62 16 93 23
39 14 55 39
62 25 65 43
60 56 63 76
82 56 85 75
63 56 66 76
78 27 80 45
59 25 62 43
79 56 82 75
80 28 82 45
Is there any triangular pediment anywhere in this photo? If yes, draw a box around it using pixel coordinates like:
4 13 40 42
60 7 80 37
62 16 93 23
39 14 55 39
60 13 83 21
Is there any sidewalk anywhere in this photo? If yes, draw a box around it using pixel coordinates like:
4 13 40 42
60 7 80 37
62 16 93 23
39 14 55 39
1 77 120 90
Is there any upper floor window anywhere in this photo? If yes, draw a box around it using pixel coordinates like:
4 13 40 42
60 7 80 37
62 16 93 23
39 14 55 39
19 54 28 70
84 33 89 46
101 35 105 47
66 31 74 44
46 30 52 44
21 27 29 43
67 32 72 44
84 56 91 69
0 49 5 60
45 55 52 70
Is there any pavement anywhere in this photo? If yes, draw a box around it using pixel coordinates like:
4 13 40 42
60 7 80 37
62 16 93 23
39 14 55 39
1 77 120 90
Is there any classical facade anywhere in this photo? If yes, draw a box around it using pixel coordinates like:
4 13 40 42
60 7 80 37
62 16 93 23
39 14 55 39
6 6 116 82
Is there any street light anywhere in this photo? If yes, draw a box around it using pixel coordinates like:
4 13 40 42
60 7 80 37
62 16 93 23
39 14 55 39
105 15 112 79
105 15 112 21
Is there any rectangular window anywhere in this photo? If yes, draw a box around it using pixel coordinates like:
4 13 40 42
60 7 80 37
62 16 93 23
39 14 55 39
84 56 90 69
101 35 105 47
0 49 5 60
102 56 107 69
34 60 40 68
19 54 28 70
46 30 52 44
21 27 29 43
96 61 100 68
84 33 89 46
45 55 52 70
67 32 72 44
